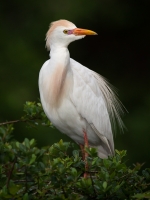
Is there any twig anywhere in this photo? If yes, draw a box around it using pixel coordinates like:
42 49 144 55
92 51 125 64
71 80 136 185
0 117 42 126
0 119 26 126
86 170 98 173
6 157 17 188
13 180 34 183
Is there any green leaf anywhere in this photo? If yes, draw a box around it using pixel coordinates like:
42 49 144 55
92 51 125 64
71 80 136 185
73 150 79 158
103 159 111 168
23 193 29 200
29 154 37 164
16 141 20 148
133 192 150 199
71 167 77 176
24 138 30 149
9 184 20 195
103 181 107 189
115 149 120 155
29 138 35 146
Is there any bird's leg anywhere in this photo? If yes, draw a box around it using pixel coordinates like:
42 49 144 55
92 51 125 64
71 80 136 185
83 130 89 156
83 130 89 178
80 144 85 160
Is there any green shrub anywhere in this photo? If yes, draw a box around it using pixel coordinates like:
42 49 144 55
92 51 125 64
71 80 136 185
0 102 150 199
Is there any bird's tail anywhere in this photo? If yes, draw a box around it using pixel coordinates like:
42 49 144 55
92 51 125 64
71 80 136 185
97 145 114 159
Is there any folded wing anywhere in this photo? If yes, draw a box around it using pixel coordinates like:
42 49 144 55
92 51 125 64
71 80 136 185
70 58 124 156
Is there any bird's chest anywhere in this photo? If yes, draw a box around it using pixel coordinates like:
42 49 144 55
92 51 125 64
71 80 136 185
39 65 73 123
40 64 73 109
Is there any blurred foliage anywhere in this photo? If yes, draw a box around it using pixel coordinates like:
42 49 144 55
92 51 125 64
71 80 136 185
0 0 150 168
0 102 150 199
0 129 150 199
21 101 52 128
0 101 53 128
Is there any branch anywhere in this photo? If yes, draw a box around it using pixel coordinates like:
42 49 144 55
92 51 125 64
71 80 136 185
0 119 24 126
0 117 42 126
6 157 17 188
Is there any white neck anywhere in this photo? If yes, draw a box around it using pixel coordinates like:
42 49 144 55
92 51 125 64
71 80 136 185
45 46 72 107
50 46 70 68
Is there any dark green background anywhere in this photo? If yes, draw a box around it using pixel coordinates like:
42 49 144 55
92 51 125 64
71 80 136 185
0 1 150 166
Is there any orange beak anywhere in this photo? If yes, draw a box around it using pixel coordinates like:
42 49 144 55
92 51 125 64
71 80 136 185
72 28 98 36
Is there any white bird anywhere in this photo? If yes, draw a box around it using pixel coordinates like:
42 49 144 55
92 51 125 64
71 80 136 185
39 19 124 159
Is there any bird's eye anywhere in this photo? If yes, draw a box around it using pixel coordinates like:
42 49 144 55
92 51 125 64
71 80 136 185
63 30 68 34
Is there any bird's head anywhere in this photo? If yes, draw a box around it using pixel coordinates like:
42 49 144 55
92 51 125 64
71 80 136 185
46 19 97 50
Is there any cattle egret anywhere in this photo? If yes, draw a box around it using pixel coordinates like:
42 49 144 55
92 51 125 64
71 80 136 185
39 19 124 161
